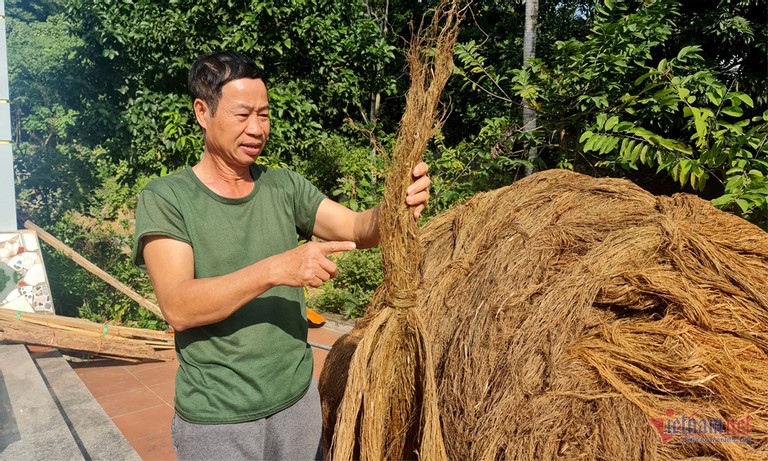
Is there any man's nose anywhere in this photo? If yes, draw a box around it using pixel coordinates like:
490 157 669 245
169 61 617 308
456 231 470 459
245 116 266 135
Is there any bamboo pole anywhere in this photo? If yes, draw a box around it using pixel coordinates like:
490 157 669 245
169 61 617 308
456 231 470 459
24 220 164 319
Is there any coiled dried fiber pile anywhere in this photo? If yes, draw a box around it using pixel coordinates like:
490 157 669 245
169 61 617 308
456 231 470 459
320 169 768 460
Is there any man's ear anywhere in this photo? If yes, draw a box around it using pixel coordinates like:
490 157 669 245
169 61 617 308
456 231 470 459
193 99 209 131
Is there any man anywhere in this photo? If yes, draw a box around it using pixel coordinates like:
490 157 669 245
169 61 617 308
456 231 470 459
132 50 431 460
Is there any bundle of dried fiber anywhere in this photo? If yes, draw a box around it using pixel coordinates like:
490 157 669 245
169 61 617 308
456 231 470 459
320 1 464 460
321 169 768 460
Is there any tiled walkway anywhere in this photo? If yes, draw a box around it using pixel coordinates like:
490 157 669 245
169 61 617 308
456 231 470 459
71 325 345 461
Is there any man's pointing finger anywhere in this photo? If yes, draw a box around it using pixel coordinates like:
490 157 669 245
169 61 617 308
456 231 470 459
320 241 357 255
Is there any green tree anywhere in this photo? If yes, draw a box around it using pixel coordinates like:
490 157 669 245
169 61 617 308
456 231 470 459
523 0 540 174
670 0 768 106
63 0 398 180
8 4 159 325
8 10 97 223
453 0 768 228
418 0 594 212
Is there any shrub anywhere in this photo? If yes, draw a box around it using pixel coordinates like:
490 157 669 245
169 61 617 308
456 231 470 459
308 247 383 318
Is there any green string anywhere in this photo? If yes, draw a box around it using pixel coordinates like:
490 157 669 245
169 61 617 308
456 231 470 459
102 324 109 337
16 311 21 320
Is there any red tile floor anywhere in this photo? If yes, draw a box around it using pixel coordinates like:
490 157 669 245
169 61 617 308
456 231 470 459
70 325 345 461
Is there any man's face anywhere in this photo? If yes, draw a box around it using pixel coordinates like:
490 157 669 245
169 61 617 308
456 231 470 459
195 78 270 166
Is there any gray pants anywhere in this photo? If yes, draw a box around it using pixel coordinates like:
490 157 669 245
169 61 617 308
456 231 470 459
171 381 323 461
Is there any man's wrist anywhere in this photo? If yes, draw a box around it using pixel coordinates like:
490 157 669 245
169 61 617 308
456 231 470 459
259 256 281 289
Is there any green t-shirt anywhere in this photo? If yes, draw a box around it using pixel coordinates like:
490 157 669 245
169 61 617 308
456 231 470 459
132 164 326 424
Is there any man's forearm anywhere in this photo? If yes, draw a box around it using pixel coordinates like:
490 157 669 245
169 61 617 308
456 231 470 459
148 238 355 332
153 258 278 332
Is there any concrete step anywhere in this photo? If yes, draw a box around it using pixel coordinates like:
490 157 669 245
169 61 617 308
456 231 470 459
0 344 140 461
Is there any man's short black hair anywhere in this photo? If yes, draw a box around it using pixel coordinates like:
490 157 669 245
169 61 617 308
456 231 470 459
188 50 265 115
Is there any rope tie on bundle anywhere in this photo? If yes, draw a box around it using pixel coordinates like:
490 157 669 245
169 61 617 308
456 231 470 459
386 288 418 309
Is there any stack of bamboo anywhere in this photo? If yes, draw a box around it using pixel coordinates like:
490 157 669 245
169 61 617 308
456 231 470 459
0 309 174 362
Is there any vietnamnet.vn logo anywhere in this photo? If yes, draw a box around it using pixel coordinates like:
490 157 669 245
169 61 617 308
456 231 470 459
648 409 752 444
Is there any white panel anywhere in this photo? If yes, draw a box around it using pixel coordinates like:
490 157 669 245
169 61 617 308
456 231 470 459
0 104 9 141
0 1 17 230
0 19 7 100
0 143 16 230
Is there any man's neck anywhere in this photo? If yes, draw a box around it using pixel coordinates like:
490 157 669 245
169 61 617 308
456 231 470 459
192 153 255 198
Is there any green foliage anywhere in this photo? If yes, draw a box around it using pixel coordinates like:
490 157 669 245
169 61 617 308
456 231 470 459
428 121 532 215
6 0 62 23
453 0 768 228
126 90 200 174
41 214 165 330
6 12 82 111
298 132 387 319
456 0 677 167
447 1 614 181
14 139 101 222
8 12 99 223
328 139 384 212
577 33 768 225
290 131 386 211
670 0 768 106
308 248 383 318
63 0 397 172
437 2 596 214
265 82 326 166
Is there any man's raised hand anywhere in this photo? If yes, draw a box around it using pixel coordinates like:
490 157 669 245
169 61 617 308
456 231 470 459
406 161 431 219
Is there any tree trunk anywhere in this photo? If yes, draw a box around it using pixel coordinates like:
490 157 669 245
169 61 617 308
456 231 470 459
523 0 539 176
366 0 390 182
366 0 389 125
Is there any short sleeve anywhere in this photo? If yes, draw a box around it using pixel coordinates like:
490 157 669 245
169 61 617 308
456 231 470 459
284 170 327 240
132 188 192 268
